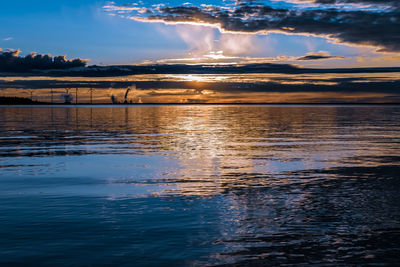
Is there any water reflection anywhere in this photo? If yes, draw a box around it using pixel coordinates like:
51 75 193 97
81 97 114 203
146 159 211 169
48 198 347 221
1 106 399 195
0 105 399 265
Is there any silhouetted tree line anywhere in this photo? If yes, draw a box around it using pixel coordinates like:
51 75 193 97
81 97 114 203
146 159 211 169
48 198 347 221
0 96 43 105
0 48 88 72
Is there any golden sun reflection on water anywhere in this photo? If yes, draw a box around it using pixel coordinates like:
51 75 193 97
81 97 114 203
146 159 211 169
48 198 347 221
1 105 400 197
2 105 388 197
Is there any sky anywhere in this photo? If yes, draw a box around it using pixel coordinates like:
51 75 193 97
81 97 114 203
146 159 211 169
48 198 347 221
1 0 399 67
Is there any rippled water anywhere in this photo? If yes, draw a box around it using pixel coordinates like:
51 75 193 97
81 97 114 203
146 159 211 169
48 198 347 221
0 105 399 266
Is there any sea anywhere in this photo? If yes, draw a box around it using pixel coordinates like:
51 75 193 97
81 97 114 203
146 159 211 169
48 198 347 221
0 105 399 266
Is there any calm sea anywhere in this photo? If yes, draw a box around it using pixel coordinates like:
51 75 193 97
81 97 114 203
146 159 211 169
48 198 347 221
0 105 399 266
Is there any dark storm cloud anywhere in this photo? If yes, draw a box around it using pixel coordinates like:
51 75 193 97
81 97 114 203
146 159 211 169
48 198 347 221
138 2 400 52
297 53 345 60
0 49 88 72
310 0 400 8
2 63 399 77
237 0 400 9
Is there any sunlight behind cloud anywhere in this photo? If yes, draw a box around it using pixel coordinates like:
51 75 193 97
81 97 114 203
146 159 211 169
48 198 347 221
102 0 400 67
171 24 259 60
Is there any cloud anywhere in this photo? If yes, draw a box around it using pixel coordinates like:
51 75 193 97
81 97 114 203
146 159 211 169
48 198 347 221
297 51 346 60
107 1 400 53
103 4 151 14
151 50 348 65
166 24 258 57
0 49 89 72
219 33 257 55
174 24 215 54
3 37 12 41
304 0 400 9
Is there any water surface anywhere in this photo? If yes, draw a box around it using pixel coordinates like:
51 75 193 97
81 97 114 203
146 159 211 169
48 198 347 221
0 105 399 265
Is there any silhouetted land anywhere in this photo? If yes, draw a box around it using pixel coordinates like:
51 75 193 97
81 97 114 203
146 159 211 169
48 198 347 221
0 97 47 105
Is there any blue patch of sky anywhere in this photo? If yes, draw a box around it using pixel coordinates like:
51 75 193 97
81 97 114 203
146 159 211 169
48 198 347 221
0 0 191 64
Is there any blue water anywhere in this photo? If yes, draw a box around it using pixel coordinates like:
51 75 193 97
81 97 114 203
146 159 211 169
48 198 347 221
0 105 399 266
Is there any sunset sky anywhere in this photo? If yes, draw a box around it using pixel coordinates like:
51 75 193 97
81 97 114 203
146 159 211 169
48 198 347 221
1 0 399 67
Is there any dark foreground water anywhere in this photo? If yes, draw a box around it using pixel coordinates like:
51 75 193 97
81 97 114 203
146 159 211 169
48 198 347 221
0 105 399 266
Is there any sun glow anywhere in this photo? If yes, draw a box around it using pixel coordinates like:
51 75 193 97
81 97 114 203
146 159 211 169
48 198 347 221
156 51 240 65
166 74 227 82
